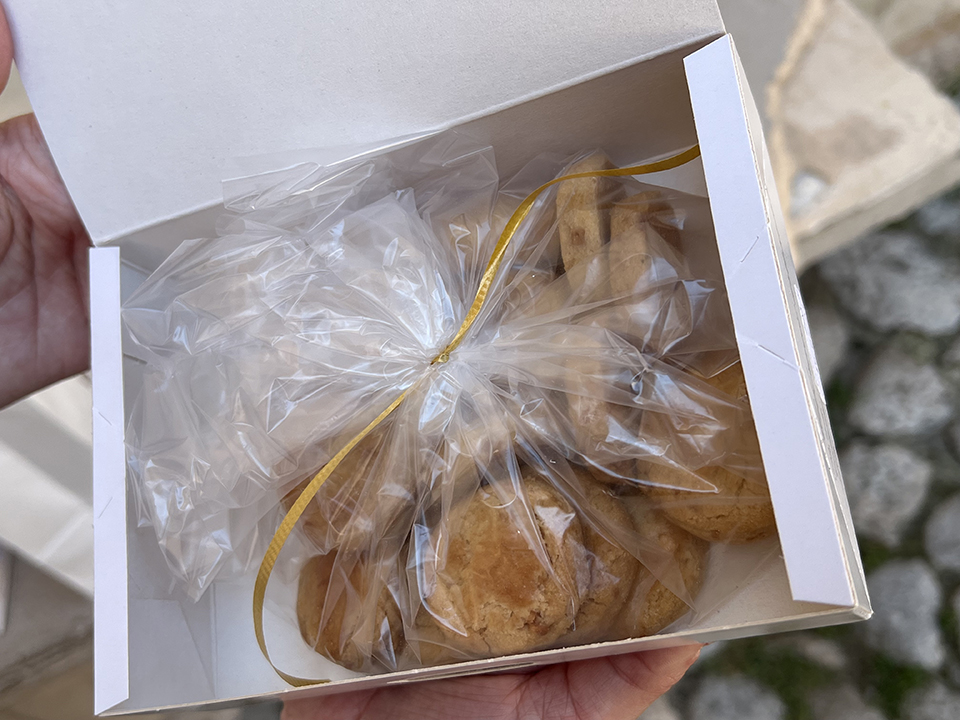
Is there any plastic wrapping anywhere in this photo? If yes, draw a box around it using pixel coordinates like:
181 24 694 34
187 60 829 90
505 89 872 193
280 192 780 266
123 132 778 674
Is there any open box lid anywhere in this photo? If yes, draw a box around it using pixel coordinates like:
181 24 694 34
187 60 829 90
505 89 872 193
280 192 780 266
686 38 864 611
6 0 723 247
6 0 869 713
94 35 865 711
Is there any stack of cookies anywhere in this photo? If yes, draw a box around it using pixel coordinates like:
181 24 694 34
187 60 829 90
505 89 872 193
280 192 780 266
291 152 777 672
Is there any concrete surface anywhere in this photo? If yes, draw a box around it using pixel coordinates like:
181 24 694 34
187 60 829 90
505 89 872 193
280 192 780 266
852 0 960 86
0 558 91 698
763 0 960 269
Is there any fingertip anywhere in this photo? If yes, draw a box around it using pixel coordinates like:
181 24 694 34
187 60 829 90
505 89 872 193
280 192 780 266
634 643 704 685
0 4 12 96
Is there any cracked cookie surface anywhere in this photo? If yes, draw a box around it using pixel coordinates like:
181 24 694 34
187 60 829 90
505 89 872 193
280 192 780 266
420 473 584 656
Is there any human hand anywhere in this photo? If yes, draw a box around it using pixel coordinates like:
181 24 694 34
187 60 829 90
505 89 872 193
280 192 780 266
282 644 701 720
0 4 92 409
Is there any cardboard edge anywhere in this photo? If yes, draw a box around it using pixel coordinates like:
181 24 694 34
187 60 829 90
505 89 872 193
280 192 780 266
684 35 857 608
90 247 130 714
99 603 863 715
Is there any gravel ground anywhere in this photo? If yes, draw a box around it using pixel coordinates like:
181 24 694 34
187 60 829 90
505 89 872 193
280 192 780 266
647 189 960 720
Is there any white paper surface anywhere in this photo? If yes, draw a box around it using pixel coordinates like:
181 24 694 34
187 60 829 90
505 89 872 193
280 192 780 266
5 0 724 247
90 247 130 714
685 36 855 607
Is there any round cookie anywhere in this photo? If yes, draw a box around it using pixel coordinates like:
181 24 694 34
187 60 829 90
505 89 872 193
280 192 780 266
560 474 641 645
643 462 776 544
420 473 584 657
297 552 404 672
410 605 480 667
282 430 413 553
616 501 708 638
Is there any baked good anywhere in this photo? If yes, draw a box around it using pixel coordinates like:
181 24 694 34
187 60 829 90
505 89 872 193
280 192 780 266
419 472 584 656
297 552 404 672
560 474 640 645
639 358 776 543
616 499 708 638
561 331 618 469
501 267 567 322
643 461 776 543
282 430 413 553
700 361 748 401
556 154 616 271
609 192 660 297
584 457 644 489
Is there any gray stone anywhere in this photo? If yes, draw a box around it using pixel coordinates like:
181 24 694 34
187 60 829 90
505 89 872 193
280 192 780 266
924 494 960 572
806 300 850 386
810 684 885 720
841 442 933 547
820 231 960 335
769 634 848 671
905 682 960 720
916 197 960 240
941 338 960 386
792 171 830 217
0 558 91 694
689 675 786 720
946 657 960 690
862 559 944 670
955 589 960 650
849 348 953 436
640 695 682 720
948 422 960 465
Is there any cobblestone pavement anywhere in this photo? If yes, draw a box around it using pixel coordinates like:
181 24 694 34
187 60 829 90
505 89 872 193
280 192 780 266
647 188 960 720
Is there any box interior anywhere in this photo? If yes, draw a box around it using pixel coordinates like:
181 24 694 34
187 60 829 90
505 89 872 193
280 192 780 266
94 36 869 715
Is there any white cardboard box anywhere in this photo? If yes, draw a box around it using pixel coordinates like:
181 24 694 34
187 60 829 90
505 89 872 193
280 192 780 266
6 1 869 714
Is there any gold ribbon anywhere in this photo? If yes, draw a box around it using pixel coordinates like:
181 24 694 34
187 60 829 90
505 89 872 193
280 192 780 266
253 144 702 685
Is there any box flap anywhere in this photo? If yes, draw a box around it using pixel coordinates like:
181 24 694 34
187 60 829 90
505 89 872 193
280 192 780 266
90 248 130 714
685 36 857 608
6 0 722 246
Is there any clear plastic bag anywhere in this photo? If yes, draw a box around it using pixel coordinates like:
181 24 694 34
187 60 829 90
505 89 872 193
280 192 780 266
123 132 778 674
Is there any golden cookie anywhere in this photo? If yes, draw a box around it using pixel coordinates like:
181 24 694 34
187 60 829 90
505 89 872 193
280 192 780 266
561 331 616 464
643 462 776 543
556 154 616 271
443 416 517 503
502 270 572 323
282 430 413 553
420 473 584 656
609 192 660 297
411 605 477 667
297 552 404 672
561 475 640 645
616 502 708 638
